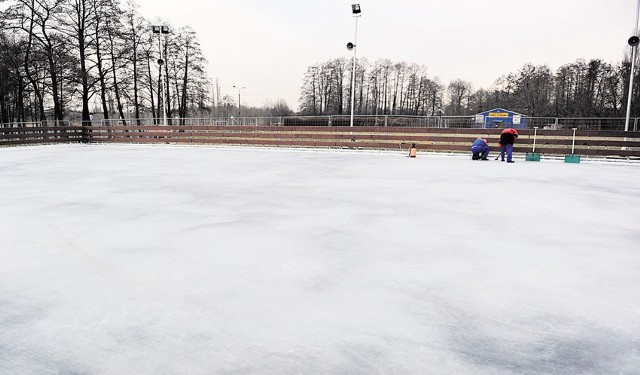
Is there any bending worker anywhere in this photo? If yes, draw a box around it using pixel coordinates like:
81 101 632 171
471 137 490 160
499 127 519 163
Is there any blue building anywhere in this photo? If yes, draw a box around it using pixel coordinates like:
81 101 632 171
474 108 527 129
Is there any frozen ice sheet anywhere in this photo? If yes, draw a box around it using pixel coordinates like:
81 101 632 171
1 144 639 374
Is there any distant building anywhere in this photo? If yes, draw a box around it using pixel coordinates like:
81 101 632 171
474 108 526 129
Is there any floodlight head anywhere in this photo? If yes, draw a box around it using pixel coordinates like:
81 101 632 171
152 26 161 34
629 35 640 47
351 4 361 15
161 26 170 34
347 42 355 50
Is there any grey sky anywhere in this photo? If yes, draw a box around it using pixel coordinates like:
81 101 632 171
135 0 636 109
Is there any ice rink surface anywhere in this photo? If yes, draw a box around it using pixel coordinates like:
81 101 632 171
1 144 639 374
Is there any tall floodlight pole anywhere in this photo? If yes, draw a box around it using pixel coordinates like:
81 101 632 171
152 25 170 126
233 85 245 117
348 4 361 128
625 0 640 131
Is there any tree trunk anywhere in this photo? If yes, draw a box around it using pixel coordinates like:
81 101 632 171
180 46 189 123
23 7 46 122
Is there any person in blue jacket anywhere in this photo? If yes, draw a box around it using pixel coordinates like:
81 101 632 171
471 137 490 160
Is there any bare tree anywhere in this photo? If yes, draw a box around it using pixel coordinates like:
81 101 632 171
4 0 69 122
446 79 473 115
55 0 102 125
0 30 26 123
122 1 145 124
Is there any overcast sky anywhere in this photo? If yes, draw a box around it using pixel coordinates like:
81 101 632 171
134 0 636 109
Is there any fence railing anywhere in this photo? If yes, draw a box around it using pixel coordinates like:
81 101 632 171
93 115 640 131
0 121 83 145
4 116 637 131
0 120 72 128
2 117 640 159
70 124 639 159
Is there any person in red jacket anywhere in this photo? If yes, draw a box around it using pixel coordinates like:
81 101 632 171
498 127 519 163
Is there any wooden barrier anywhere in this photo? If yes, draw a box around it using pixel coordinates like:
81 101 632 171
83 125 640 159
0 126 84 146
2 124 639 159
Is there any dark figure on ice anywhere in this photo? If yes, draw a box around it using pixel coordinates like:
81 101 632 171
408 143 417 158
471 137 490 160
499 128 519 163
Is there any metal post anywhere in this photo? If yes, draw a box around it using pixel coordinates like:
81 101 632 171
625 0 640 131
161 34 167 126
155 32 163 125
625 47 637 131
153 26 169 126
233 86 244 118
349 14 359 127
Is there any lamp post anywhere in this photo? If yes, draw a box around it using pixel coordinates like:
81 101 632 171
348 4 361 128
233 85 245 117
152 25 170 125
625 0 640 132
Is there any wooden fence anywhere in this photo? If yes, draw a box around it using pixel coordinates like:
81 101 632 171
0 125 84 145
2 124 640 159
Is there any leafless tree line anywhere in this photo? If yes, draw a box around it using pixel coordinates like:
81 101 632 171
0 0 210 125
2 0 636 124
299 58 444 116
300 56 639 117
